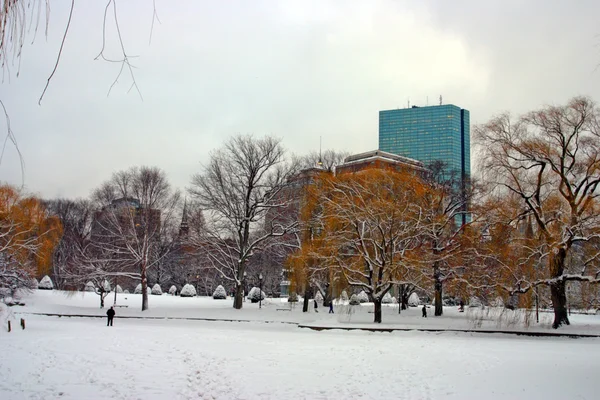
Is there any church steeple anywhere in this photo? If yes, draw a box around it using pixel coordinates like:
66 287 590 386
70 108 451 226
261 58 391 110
179 198 189 237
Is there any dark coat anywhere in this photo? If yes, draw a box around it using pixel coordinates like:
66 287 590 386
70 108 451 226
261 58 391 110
107 308 116 318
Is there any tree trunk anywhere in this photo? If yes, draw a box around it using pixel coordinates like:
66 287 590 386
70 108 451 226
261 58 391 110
99 291 105 309
302 287 310 313
401 292 408 310
374 298 383 323
233 283 244 309
434 264 443 316
141 259 148 311
550 248 569 329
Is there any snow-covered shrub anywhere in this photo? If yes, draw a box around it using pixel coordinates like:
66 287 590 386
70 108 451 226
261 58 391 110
116 285 123 293
134 284 143 294
102 280 111 292
357 291 369 303
340 290 349 302
38 275 54 290
212 285 227 299
168 285 177 295
180 284 197 297
408 292 420 306
491 296 504 308
349 294 360 305
31 278 39 289
468 296 483 308
84 281 96 292
314 291 323 302
382 292 393 304
248 287 265 303
151 284 163 295
288 292 298 303
123 289 130 294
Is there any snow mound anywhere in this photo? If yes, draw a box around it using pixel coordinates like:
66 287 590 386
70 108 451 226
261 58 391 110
314 291 323 302
38 275 54 290
151 284 163 295
212 285 227 299
180 284 196 297
288 292 298 302
84 282 96 292
349 294 360 305
248 287 265 303
408 292 420 306
357 291 369 303
340 290 349 301
168 285 177 295
116 285 123 293
382 292 394 304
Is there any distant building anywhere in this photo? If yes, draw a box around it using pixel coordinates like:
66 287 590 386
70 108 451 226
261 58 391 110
379 104 470 182
336 149 427 176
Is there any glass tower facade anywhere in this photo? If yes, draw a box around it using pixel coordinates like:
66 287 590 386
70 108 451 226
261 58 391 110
378 104 470 181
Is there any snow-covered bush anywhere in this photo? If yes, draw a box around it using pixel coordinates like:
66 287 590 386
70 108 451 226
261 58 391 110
248 287 265 303
357 291 369 303
151 284 163 295
349 294 360 305
168 285 177 295
84 281 96 292
31 278 39 289
340 290 349 302
38 275 54 290
102 280 111 292
212 285 227 299
134 284 143 294
491 296 504 308
382 292 394 304
123 289 130 294
314 291 323 302
408 292 420 306
180 284 197 297
116 285 123 293
288 292 298 303
468 296 483 308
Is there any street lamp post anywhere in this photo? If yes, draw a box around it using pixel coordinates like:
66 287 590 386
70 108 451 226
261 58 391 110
196 275 199 296
259 273 263 309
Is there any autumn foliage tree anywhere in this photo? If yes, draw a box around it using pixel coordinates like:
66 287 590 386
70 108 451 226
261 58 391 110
0 185 62 297
476 96 600 328
299 168 428 323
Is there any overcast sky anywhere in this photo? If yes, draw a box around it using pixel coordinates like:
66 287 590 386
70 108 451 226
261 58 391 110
1 0 600 199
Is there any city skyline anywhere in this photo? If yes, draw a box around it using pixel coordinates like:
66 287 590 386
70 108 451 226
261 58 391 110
1 1 600 199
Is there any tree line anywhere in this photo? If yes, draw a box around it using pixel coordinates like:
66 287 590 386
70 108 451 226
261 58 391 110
1 96 599 328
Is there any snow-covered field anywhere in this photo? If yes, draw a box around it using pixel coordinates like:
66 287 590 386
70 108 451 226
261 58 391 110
2 290 600 399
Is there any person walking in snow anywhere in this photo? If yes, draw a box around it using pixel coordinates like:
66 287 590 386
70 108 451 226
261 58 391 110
106 306 115 326
422 304 427 318
314 299 319 313
329 301 334 314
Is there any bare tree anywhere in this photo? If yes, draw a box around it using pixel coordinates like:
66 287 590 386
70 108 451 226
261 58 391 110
89 166 180 311
476 96 600 328
189 135 298 309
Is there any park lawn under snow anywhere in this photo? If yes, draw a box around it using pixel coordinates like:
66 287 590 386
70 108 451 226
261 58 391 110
1 291 600 399
11 289 600 335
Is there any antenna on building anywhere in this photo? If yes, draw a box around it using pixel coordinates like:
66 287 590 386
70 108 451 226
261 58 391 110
439 95 442 106
317 136 323 167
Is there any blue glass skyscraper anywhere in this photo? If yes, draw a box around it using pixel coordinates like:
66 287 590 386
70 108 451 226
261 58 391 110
378 104 470 182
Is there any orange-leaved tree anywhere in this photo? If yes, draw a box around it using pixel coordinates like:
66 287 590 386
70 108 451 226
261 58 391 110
0 184 62 296
300 167 429 323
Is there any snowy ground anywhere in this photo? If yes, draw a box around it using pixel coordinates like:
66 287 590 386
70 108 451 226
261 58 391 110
2 291 600 399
